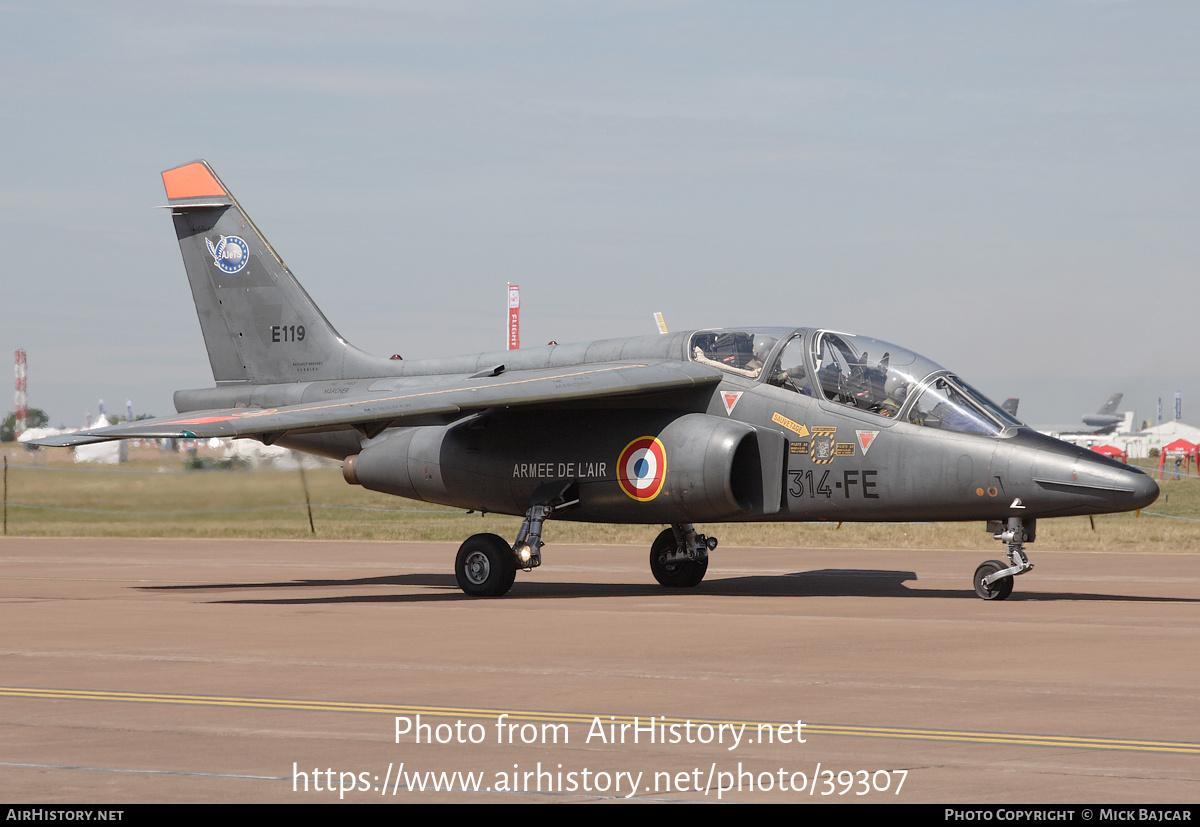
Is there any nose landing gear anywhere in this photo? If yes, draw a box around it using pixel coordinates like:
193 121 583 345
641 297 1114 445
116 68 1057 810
974 518 1035 600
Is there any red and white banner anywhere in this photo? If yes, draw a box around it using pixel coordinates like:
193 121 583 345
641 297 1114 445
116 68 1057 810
507 284 521 350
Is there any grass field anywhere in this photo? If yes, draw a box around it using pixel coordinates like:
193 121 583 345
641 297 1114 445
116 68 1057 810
3 445 1198 551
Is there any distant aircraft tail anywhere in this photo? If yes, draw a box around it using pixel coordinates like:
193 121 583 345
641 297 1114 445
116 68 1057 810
161 160 388 384
1001 398 1019 417
1097 393 1123 415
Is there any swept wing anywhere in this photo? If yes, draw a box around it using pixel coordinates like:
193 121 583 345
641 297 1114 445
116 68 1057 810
29 360 719 447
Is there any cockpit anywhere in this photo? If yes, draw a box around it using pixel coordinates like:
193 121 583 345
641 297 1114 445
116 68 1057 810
689 329 788 380
690 328 1023 437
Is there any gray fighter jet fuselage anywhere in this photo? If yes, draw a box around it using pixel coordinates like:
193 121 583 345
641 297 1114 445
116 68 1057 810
33 161 1159 601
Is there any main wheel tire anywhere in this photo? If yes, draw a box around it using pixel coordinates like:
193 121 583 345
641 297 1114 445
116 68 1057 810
456 533 517 597
973 559 1014 601
649 528 708 588
501 556 518 593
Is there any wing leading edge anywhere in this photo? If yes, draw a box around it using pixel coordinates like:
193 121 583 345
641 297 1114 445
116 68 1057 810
28 360 721 448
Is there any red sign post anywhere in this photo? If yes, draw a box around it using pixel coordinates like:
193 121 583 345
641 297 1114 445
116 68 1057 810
507 284 520 350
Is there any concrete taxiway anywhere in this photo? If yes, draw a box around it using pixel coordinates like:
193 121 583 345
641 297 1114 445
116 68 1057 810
1 536 1197 803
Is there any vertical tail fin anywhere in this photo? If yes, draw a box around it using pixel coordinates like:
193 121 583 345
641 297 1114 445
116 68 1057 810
161 160 385 384
1097 393 1124 415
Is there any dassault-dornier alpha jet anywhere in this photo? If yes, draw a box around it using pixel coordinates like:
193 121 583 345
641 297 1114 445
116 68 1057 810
32 161 1160 600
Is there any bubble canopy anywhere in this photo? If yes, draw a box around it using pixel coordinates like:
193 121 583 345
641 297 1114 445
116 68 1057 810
689 328 1022 437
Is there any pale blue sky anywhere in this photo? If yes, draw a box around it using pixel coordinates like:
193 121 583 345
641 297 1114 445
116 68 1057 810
2 1 1197 430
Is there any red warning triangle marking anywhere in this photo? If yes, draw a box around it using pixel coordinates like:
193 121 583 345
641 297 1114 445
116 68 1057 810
722 392 743 415
856 430 879 455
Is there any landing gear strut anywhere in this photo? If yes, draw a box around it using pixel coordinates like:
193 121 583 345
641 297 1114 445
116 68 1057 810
455 481 579 598
974 517 1035 601
650 524 716 588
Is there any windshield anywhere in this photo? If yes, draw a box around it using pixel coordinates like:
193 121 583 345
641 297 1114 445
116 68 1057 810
908 374 1023 434
907 376 1003 435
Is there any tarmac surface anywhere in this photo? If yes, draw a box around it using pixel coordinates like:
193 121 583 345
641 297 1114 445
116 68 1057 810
1 536 1198 804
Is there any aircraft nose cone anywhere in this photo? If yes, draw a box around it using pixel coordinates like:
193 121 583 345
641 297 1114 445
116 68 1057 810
1126 466 1160 511
1012 430 1159 515
1075 453 1159 511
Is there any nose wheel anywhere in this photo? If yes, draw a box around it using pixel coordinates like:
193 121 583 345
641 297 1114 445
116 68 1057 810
974 517 1035 601
973 559 1014 600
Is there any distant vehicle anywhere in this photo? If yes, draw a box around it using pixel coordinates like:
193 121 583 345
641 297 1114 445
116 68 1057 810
1001 398 1019 418
30 161 1160 601
1083 393 1125 431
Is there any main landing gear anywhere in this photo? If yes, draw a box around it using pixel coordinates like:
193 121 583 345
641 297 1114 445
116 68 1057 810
453 510 719 596
455 533 517 597
454 482 579 597
453 478 721 596
974 517 1035 601
650 523 717 588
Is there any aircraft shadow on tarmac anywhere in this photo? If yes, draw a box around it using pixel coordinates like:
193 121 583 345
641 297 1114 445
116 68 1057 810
138 569 1200 605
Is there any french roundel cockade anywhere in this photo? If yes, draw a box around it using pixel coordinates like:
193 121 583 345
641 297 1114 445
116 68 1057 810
617 436 667 502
